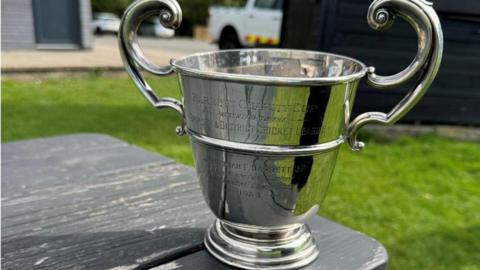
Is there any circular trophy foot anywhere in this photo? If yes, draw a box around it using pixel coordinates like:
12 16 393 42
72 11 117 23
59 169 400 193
204 220 319 270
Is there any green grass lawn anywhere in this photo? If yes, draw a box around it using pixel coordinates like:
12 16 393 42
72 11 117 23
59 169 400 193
2 74 480 270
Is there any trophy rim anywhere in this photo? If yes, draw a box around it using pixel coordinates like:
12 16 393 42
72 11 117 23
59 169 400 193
170 48 368 86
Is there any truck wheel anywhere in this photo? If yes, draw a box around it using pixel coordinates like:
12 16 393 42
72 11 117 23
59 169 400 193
219 30 241 50
95 27 103 35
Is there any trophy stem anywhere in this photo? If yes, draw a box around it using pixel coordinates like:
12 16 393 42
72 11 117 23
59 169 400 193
204 219 319 270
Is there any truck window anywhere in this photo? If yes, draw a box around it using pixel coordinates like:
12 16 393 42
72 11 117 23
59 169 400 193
254 0 283 10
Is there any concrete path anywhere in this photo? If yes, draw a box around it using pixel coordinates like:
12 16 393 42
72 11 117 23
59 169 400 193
1 36 217 72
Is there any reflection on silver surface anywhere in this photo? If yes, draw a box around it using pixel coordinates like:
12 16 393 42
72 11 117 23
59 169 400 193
205 220 319 270
119 0 443 269
180 75 356 146
171 49 366 85
192 143 335 226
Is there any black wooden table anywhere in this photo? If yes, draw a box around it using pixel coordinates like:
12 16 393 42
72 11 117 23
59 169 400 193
2 134 388 270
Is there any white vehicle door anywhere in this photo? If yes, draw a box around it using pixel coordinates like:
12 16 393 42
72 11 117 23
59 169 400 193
243 0 283 46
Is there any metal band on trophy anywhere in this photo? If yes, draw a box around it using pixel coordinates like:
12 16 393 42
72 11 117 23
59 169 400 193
118 0 443 269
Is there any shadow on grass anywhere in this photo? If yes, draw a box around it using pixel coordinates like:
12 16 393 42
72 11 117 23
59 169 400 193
389 225 480 269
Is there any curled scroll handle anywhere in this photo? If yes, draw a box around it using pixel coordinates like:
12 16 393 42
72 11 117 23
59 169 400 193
347 0 443 151
118 0 185 135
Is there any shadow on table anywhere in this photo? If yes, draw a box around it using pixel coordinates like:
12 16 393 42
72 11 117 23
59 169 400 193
2 228 206 270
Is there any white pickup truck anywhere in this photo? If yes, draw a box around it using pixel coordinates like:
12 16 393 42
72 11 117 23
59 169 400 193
208 0 283 49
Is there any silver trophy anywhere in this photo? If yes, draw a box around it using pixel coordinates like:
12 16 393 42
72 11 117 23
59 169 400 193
119 0 443 269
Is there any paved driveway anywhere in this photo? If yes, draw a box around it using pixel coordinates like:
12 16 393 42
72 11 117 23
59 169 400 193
1 36 217 71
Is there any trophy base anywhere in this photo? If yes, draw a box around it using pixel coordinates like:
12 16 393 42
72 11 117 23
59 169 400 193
204 219 319 270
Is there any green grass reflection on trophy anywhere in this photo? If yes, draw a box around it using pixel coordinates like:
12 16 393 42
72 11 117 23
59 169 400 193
2 74 479 270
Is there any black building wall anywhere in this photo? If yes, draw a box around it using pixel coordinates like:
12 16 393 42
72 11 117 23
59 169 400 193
281 0 480 125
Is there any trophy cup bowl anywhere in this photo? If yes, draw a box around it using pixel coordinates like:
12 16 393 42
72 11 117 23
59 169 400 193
119 0 442 269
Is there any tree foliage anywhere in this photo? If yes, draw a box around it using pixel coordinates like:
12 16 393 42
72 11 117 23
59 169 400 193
91 0 130 16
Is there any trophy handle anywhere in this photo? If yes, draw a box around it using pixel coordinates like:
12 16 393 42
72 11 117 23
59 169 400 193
347 0 443 151
118 0 185 135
